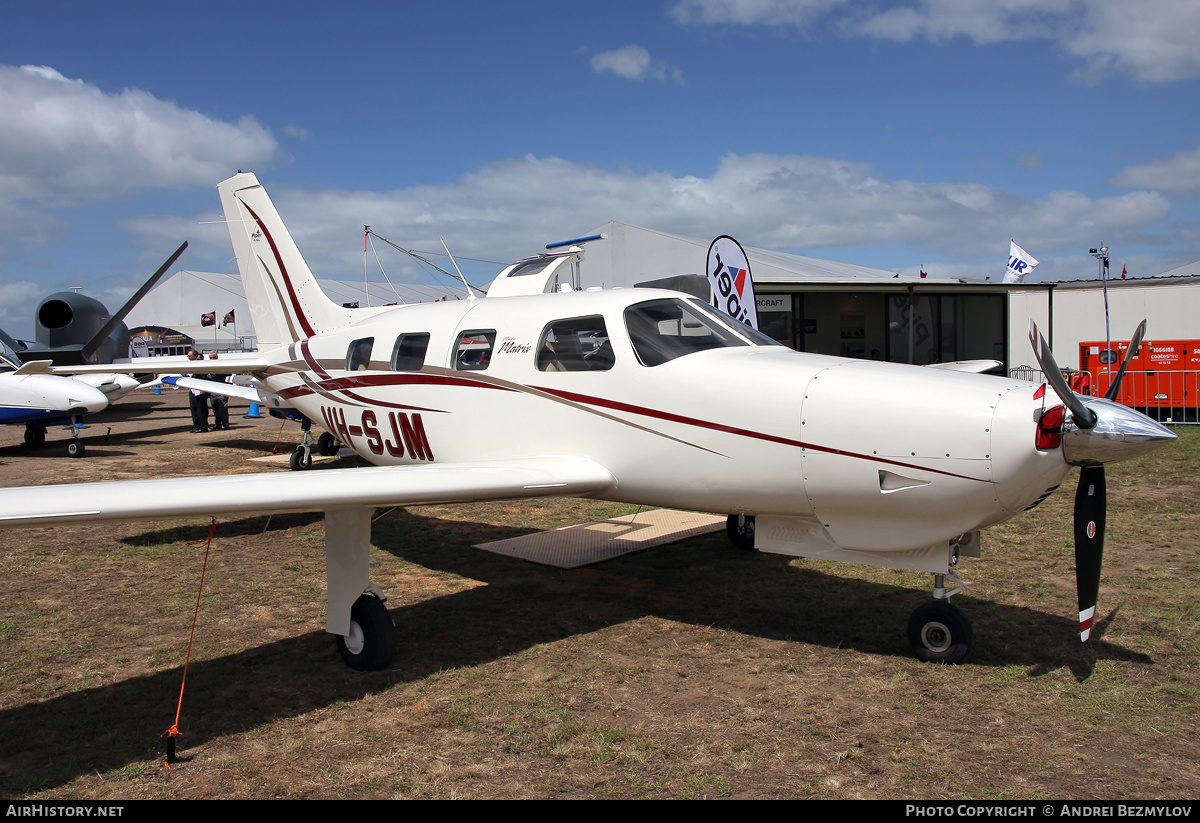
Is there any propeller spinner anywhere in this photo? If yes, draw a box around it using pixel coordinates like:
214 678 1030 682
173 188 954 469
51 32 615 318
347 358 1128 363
1027 320 1176 641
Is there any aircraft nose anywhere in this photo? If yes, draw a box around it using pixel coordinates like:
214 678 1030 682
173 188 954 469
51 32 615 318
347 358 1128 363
1061 397 1177 466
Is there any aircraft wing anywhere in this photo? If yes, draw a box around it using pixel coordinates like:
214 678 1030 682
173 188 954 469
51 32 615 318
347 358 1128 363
52 356 272 376
924 360 1003 374
164 375 263 403
0 457 615 528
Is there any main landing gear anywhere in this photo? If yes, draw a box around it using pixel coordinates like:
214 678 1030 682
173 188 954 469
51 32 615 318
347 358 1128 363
317 431 341 456
908 572 973 664
725 514 756 551
325 509 395 670
336 591 397 670
23 423 86 458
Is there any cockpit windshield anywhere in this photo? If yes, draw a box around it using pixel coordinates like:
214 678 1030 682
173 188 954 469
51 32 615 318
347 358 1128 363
685 299 784 347
624 297 749 366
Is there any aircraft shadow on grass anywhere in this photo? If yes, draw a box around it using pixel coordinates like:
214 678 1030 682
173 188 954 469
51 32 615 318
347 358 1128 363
2 508 1150 793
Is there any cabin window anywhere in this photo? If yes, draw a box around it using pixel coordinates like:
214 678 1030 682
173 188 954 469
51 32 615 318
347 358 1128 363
390 333 430 371
454 330 496 371
624 298 748 366
537 316 613 372
346 337 374 371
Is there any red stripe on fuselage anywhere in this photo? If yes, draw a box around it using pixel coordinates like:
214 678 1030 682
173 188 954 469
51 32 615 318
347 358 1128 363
300 340 330 379
241 199 317 338
534 386 985 482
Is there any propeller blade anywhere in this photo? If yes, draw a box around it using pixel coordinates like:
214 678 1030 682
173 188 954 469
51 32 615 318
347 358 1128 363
1103 319 1147 402
1028 320 1097 429
1073 465 1106 641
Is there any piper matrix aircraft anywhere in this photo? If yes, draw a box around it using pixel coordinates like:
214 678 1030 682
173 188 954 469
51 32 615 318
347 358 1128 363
4 172 1175 669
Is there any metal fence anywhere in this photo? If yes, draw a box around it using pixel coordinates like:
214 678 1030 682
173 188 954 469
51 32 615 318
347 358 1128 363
1008 365 1199 424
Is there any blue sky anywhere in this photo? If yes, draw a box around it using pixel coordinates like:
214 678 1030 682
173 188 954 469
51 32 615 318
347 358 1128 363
0 0 1197 337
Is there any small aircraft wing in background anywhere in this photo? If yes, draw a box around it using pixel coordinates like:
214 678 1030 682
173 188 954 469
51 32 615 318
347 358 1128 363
925 360 1004 373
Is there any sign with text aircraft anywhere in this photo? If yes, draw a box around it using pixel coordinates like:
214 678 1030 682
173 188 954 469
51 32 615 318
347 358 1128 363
19 173 1175 670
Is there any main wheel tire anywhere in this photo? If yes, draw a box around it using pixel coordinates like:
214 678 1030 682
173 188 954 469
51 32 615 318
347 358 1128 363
317 431 340 456
66 440 84 458
908 600 972 664
24 428 46 448
289 445 312 471
725 514 757 551
336 593 396 670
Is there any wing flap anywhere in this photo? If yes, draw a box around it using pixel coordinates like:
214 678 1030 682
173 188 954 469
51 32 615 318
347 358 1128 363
0 457 615 527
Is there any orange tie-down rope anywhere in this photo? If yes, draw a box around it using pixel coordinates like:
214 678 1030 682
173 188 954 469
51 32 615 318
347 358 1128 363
163 517 217 767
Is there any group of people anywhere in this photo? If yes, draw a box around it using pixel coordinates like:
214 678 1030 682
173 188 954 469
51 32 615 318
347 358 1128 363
186 349 230 433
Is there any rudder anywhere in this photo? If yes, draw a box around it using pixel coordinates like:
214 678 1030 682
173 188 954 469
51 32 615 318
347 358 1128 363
218 172 352 348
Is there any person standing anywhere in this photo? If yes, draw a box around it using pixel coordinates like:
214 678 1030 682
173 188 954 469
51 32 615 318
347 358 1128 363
205 351 230 430
186 349 210 432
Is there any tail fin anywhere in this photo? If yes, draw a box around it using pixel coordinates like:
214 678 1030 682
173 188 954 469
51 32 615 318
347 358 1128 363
218 172 353 348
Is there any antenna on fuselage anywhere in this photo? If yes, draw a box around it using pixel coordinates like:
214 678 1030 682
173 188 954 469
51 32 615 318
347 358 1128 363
441 238 477 301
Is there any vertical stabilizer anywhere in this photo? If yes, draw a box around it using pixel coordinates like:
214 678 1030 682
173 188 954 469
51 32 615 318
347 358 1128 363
218 172 353 348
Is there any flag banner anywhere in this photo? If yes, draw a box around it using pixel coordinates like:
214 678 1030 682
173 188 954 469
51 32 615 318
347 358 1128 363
1004 241 1039 284
222 310 235 326
201 311 216 327
706 235 758 329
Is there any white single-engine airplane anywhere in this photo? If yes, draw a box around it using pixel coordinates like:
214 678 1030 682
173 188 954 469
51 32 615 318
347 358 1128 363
6 172 1175 668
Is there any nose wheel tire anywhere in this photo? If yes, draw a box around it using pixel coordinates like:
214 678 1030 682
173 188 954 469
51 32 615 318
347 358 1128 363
289 445 312 471
336 593 396 670
908 600 972 664
66 439 84 458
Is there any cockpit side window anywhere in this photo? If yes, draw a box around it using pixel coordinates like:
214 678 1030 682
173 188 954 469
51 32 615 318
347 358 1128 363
390 333 430 371
537 316 614 372
624 298 748 366
455 330 496 371
346 337 374 371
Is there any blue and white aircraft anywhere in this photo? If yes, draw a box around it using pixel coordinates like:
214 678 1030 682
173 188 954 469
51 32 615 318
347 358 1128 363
0 354 109 456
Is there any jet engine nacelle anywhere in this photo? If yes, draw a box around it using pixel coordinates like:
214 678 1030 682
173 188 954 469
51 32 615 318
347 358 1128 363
29 292 130 366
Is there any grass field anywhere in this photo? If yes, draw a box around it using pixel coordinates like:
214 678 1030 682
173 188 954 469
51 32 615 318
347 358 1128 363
1 391 1197 799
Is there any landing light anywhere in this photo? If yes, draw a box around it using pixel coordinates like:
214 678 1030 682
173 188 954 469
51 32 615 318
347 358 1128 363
1036 405 1065 451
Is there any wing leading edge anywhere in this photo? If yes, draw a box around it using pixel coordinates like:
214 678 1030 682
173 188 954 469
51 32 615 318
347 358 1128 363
0 456 615 528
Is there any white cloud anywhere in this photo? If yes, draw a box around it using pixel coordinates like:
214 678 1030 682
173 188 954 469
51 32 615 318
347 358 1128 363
0 64 280 246
672 0 848 27
128 154 1176 284
1064 0 1200 83
1109 146 1200 192
590 46 684 83
0 279 51 340
671 0 1200 83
